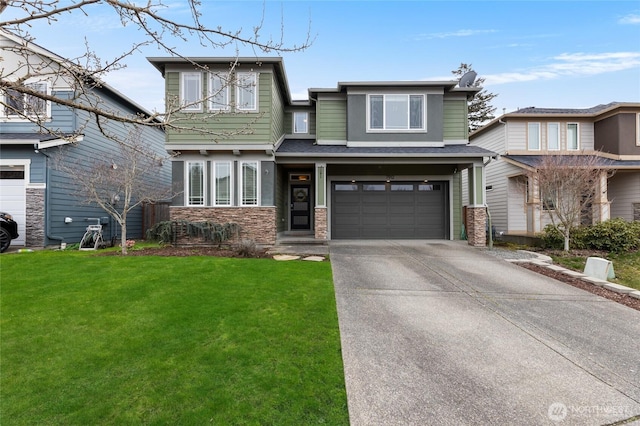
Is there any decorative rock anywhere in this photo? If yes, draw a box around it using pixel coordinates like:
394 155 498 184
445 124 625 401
273 254 301 261
303 256 325 262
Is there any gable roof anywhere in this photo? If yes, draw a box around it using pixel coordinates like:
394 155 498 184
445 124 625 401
1 29 158 119
504 154 640 170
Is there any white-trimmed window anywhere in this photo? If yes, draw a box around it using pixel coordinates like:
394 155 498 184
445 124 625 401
186 161 205 206
637 114 640 146
240 161 259 206
236 72 257 111
213 162 232 206
368 94 425 131
293 112 308 133
181 72 202 111
547 123 560 150
567 123 579 150
528 122 541 150
3 82 50 118
209 72 229 111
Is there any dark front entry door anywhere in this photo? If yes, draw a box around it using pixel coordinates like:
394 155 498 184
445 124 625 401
291 184 311 230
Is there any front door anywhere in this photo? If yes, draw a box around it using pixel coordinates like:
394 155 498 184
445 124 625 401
290 184 311 230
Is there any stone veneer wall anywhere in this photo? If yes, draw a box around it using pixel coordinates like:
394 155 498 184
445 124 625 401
466 207 487 247
314 207 327 240
170 207 277 246
25 187 45 247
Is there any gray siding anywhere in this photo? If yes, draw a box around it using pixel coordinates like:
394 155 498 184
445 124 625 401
608 172 640 221
347 94 443 142
261 161 276 206
0 90 76 134
0 145 46 183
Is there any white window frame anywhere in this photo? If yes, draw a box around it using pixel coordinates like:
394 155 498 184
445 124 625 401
2 81 51 119
547 123 560 151
566 122 579 150
181 72 202 111
637 113 640 146
236 72 257 111
240 161 260 206
213 161 233 206
185 161 206 206
528 122 541 151
208 72 230 111
367 94 425 132
293 112 308 134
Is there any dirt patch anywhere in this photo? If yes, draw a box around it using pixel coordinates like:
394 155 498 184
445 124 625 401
517 263 640 311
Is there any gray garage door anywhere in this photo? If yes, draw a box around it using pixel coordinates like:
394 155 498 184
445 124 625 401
331 181 448 239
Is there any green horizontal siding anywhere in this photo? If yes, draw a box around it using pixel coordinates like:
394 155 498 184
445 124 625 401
317 99 346 141
166 72 275 145
443 99 468 140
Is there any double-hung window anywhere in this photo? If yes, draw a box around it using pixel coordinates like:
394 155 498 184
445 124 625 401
240 161 259 206
368 94 424 131
293 112 308 133
547 123 560 150
3 82 49 117
213 162 232 206
567 123 579 150
528 123 541 150
181 72 202 111
236 72 257 111
186 161 205 206
209 73 230 111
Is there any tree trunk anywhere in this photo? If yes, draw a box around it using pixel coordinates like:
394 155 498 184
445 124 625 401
563 232 570 252
120 217 128 255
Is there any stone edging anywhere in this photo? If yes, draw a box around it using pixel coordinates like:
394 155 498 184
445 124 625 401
506 251 640 300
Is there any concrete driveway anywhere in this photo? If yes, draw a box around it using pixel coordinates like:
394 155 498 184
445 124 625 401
329 240 640 425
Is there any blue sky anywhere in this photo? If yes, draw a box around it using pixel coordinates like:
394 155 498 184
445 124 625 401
6 1 640 115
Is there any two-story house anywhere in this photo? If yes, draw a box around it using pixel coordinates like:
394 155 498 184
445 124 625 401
0 30 169 249
468 102 640 237
147 57 495 246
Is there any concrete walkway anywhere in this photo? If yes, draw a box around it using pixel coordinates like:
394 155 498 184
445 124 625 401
329 240 640 425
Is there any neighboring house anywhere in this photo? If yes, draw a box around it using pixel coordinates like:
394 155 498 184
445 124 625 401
147 57 495 246
0 30 169 248
468 102 640 237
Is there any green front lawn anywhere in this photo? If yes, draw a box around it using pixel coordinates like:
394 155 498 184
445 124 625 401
1 250 348 425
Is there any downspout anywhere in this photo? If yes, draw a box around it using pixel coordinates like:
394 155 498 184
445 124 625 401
36 148 65 248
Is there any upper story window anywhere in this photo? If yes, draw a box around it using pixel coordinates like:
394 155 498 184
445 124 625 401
567 123 579 150
368 94 424 131
181 72 202 111
293 112 308 134
527 123 541 150
236 72 257 111
547 123 560 150
209 73 230 111
2 82 50 118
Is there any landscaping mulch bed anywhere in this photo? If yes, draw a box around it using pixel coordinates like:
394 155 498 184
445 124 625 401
100 246 271 258
517 262 640 312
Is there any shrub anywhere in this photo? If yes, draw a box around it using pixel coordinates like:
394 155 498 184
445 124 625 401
541 219 640 253
234 239 258 257
146 220 240 245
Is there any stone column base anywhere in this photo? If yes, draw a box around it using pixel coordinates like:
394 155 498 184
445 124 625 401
466 206 487 247
314 207 327 240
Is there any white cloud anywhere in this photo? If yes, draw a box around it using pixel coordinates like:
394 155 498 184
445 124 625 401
619 13 640 24
484 51 640 85
415 29 497 40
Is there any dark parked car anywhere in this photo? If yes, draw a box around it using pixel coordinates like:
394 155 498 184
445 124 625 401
0 212 19 253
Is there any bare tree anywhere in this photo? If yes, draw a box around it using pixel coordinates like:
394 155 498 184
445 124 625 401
55 127 174 255
452 63 497 133
1 1 313 137
526 154 612 251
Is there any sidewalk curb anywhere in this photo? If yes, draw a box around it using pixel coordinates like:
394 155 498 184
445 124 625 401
506 251 638 296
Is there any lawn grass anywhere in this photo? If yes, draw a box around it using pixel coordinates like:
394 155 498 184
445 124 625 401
550 250 640 291
1 250 349 425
